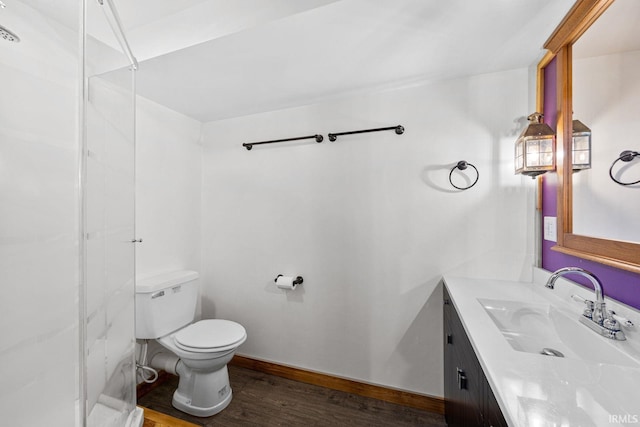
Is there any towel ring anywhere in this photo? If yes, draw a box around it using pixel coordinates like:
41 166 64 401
449 161 479 190
609 150 640 186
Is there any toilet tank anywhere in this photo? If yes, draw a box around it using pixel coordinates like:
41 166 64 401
135 270 199 339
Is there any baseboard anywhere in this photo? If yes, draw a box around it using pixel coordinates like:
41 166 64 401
141 407 199 427
230 355 445 414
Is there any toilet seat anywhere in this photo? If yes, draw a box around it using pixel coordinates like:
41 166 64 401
174 319 246 353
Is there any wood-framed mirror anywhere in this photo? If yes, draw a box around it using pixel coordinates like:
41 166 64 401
539 0 640 274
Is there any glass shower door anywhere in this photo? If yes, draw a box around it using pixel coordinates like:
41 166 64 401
84 72 137 427
83 0 139 425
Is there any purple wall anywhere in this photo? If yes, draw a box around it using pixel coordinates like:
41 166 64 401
540 57 640 309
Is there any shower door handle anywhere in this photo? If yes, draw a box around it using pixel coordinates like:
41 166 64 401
131 238 143 243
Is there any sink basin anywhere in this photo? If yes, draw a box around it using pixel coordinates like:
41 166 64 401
478 298 639 367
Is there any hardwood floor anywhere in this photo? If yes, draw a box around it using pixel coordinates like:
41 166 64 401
143 407 199 427
139 365 447 426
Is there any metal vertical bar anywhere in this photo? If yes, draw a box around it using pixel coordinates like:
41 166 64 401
97 0 138 70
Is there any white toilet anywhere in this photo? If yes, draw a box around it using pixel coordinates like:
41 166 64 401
135 270 246 417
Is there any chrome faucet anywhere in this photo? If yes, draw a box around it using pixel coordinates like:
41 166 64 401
545 267 626 341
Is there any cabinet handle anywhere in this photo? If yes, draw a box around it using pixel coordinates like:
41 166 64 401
444 299 451 305
456 368 467 390
446 334 453 344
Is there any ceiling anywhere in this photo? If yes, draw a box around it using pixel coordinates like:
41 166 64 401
129 0 575 123
19 0 578 123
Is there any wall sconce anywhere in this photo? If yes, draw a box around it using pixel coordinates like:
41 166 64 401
572 119 591 171
515 112 556 178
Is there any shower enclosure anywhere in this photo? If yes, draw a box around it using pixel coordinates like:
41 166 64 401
0 1 140 425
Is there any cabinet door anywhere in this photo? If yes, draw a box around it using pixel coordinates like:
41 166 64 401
444 284 509 427
444 287 483 426
484 378 509 427
443 288 461 425
444 299 462 425
451 304 483 426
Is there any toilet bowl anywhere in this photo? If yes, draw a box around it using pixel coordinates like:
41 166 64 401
152 319 246 416
135 271 246 417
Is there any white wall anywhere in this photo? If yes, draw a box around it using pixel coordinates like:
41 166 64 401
200 68 536 397
135 95 203 278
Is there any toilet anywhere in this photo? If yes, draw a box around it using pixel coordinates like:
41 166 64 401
135 270 246 417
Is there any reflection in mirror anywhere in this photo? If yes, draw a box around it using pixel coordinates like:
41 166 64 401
572 0 640 243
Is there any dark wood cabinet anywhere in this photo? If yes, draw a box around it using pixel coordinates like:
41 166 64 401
443 285 508 427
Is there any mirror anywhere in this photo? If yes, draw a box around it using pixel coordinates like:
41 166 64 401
542 0 640 273
572 0 640 243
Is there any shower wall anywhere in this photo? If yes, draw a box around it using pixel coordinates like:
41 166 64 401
0 2 82 426
0 1 139 425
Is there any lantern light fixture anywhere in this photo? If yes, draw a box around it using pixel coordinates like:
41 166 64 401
515 112 556 178
572 119 591 171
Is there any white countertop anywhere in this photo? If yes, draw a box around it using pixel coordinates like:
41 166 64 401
443 269 640 427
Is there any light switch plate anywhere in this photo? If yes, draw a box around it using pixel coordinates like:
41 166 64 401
544 216 557 242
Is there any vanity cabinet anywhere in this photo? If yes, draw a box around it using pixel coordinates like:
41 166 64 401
443 285 508 427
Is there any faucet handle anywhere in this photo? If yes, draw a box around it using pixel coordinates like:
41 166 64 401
610 311 634 328
603 317 621 332
571 294 587 303
571 294 594 318
571 294 594 307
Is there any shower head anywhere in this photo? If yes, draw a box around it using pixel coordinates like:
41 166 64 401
0 25 20 42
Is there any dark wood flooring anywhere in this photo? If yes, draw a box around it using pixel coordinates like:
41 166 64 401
138 365 447 426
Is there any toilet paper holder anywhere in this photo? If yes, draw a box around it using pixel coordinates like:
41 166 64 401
274 274 304 286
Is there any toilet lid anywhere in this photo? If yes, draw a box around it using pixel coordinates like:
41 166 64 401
174 319 246 352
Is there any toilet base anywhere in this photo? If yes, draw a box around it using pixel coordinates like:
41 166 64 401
173 389 232 417
172 364 233 417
